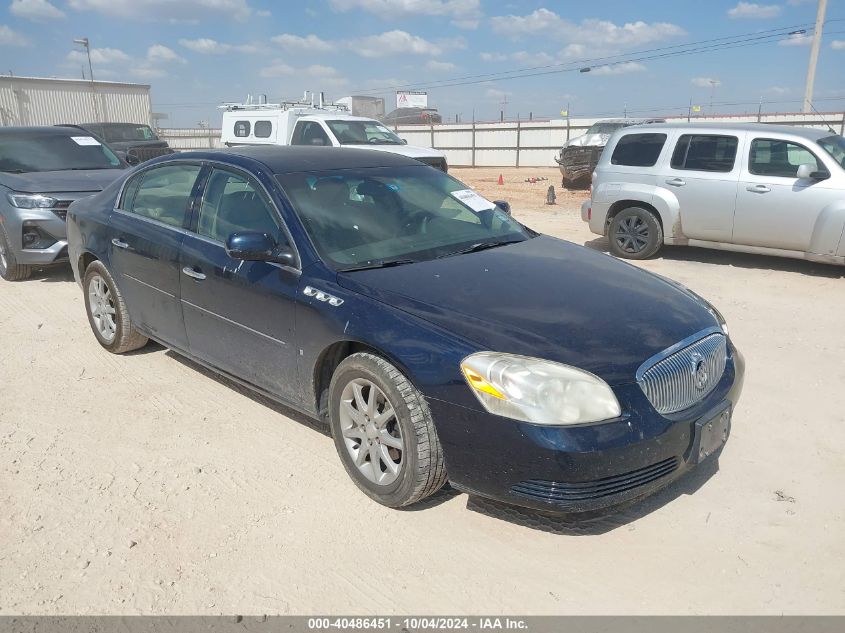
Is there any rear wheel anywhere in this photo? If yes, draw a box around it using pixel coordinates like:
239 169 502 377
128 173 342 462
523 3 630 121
0 224 32 281
328 352 447 508
83 260 148 353
608 207 663 260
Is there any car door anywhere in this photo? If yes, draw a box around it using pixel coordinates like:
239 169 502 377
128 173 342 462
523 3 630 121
661 132 743 242
108 162 204 349
179 165 303 404
290 120 334 147
733 137 835 251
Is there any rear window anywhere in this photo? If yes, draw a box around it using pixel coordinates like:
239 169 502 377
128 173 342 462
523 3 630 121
671 134 738 172
610 133 667 167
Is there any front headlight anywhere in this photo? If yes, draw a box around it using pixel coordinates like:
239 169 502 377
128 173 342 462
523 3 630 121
460 352 621 426
7 193 58 209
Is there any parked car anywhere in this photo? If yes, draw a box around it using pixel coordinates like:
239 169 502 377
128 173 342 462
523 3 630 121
556 118 664 189
67 146 743 513
582 122 845 265
63 122 174 165
0 126 128 281
382 107 443 125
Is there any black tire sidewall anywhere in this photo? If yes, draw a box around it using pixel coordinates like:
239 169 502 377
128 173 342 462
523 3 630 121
83 262 124 351
609 207 663 260
328 355 421 507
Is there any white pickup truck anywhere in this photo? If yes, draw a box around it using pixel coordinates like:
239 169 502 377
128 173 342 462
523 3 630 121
220 100 448 171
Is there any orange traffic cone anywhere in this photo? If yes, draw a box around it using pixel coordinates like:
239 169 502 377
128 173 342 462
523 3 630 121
497 174 504 185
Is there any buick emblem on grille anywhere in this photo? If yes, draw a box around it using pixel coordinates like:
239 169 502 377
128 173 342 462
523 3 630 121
691 353 709 390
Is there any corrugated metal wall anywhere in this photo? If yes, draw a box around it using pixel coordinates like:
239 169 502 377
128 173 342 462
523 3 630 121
0 76 152 127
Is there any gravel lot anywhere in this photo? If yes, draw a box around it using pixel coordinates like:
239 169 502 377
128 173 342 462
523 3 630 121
2 167 844 615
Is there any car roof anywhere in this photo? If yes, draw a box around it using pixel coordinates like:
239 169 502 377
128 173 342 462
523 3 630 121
626 121 835 141
0 125 88 136
171 145 424 173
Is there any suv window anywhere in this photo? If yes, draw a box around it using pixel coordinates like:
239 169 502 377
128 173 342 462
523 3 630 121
291 121 331 146
671 134 738 172
610 133 667 167
197 168 282 244
254 120 272 138
234 121 251 138
749 138 821 178
128 164 201 227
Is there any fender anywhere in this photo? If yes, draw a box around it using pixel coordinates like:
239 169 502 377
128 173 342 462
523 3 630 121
592 181 682 242
808 199 845 258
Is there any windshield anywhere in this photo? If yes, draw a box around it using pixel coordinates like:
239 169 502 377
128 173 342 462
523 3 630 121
91 124 158 143
586 122 626 135
818 135 845 169
277 166 533 269
0 133 123 173
326 120 404 145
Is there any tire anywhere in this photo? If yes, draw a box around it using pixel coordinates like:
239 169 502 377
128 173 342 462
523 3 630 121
0 223 32 281
608 206 663 260
82 260 148 354
328 352 447 508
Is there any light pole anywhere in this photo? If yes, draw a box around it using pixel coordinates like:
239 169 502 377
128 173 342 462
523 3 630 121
73 37 100 122
803 0 828 113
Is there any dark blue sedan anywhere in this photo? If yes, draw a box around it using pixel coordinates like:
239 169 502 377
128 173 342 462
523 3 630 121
67 146 744 513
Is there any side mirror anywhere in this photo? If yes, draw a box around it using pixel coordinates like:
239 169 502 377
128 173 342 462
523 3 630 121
797 163 829 180
494 200 511 215
401 138 408 145
225 232 296 266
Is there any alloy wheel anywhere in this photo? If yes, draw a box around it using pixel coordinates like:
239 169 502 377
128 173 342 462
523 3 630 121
339 378 404 486
88 274 117 343
614 215 650 254
0 240 7 275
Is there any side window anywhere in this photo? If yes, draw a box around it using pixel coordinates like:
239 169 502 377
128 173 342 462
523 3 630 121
749 138 821 178
234 120 251 138
119 173 143 210
610 133 667 167
197 168 283 244
291 121 331 146
671 134 738 172
254 120 272 138
128 164 201 227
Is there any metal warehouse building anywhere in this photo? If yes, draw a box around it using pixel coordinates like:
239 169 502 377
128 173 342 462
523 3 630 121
0 75 152 127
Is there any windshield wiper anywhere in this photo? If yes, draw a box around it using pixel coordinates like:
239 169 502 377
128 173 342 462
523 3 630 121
338 258 418 272
437 239 525 258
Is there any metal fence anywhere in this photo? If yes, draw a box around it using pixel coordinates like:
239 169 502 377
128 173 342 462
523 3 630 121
159 111 845 168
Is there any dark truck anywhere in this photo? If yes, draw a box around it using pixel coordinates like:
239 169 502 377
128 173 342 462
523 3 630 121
63 122 174 165
556 118 664 189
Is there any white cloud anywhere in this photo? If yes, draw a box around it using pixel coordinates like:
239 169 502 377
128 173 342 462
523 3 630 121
0 24 28 46
511 50 555 65
832 40 845 50
178 38 257 54
490 9 685 49
271 33 334 52
425 59 457 72
479 52 508 62
351 30 465 58
10 0 66 21
68 0 254 21
146 44 185 64
330 0 482 29
259 61 295 77
691 76 721 88
590 61 646 75
727 2 782 19
779 32 812 46
484 88 511 101
764 86 791 95
260 62 347 87
67 47 131 65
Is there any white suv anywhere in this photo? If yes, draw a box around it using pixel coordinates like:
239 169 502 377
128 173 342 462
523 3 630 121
582 122 845 266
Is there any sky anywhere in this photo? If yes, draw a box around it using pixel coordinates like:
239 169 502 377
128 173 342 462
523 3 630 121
1 0 844 126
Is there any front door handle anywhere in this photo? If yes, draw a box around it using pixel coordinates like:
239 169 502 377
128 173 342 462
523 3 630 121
182 266 206 281
665 177 686 187
747 184 771 194
111 238 129 249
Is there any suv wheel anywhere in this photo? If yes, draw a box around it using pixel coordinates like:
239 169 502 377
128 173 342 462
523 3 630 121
608 207 663 260
0 224 32 281
328 352 447 508
83 260 149 353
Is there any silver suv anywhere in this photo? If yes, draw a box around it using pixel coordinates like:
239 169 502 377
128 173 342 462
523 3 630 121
582 122 845 266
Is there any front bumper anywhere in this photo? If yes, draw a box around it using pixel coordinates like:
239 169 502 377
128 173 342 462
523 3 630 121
431 346 744 514
1 207 69 265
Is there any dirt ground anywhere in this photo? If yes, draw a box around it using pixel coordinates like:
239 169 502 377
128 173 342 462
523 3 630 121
1 167 844 615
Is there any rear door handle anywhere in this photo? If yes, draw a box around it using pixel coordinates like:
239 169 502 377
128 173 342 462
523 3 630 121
182 266 206 281
111 238 129 249
665 177 686 187
747 184 771 194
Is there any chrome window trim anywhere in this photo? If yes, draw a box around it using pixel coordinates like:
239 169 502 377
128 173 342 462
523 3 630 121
635 325 723 382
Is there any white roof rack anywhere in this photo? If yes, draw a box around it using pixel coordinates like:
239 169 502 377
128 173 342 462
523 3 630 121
219 91 349 112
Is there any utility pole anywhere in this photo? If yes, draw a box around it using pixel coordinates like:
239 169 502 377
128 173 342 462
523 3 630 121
803 0 828 113
709 79 718 115
73 37 100 122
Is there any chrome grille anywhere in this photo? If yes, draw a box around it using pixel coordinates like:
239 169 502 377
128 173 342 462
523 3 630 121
637 332 727 415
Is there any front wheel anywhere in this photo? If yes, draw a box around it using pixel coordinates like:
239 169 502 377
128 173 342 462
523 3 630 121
83 260 149 353
608 207 664 260
328 353 447 508
0 224 32 281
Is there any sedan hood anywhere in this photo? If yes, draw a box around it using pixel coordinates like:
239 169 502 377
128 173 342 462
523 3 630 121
338 236 718 385
0 169 125 194
564 133 610 149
